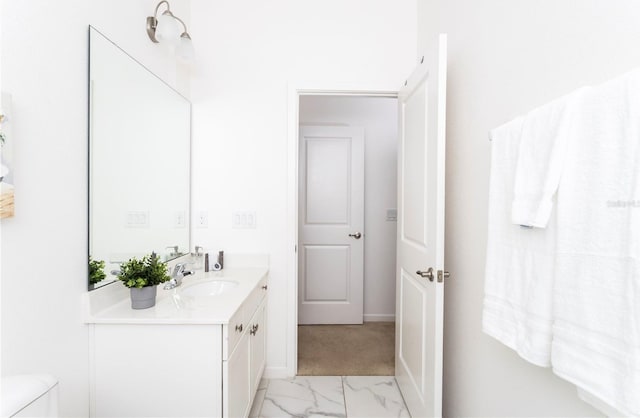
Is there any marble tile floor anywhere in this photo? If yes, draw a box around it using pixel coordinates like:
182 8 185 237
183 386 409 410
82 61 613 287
250 376 410 418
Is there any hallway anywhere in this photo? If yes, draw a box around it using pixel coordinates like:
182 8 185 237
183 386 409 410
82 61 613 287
297 323 395 376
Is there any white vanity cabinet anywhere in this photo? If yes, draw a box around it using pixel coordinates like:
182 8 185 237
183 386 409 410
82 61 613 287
87 267 268 418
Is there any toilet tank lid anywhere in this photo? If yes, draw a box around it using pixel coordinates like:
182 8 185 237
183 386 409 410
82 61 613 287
1 374 58 417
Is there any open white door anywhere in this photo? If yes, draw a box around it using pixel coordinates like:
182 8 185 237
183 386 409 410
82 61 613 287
298 125 365 325
395 34 448 418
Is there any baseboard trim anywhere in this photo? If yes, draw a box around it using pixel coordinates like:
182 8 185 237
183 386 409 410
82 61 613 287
263 366 292 379
364 314 395 322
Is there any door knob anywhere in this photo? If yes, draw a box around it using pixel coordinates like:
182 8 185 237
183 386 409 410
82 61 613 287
437 270 450 283
416 267 434 282
348 232 362 239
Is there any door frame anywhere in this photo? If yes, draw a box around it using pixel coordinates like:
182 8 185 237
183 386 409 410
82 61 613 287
285 84 398 377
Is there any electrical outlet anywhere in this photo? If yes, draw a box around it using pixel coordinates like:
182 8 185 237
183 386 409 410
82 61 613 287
196 211 208 228
174 211 186 228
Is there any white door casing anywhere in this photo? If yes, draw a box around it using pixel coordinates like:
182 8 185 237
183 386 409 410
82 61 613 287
395 34 447 418
298 125 365 325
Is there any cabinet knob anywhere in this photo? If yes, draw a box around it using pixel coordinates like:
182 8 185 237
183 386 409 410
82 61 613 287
261 285 268 290
250 324 259 336
235 324 243 333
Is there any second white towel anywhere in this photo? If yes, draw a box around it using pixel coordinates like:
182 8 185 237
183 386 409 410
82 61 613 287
551 68 640 417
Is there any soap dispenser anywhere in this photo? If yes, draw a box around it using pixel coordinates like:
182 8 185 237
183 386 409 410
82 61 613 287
192 246 205 270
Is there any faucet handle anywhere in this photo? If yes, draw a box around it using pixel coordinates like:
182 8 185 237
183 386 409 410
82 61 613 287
166 245 180 257
172 262 194 277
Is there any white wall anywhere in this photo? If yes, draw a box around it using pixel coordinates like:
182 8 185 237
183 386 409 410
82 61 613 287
299 95 397 321
189 0 417 375
418 1 640 416
0 1 190 416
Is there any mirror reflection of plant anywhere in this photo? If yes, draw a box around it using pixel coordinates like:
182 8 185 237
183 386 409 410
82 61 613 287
118 252 171 289
89 256 106 285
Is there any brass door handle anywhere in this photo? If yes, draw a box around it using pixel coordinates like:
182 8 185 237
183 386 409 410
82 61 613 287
416 267 434 282
349 232 362 239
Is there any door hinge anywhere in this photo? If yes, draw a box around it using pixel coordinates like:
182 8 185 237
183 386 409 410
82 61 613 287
437 270 450 283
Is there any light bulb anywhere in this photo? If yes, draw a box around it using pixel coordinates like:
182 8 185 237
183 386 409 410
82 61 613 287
156 12 180 45
177 33 195 62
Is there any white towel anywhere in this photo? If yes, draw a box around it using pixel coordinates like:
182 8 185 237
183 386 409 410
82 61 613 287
577 387 630 417
483 116 557 367
511 88 589 228
551 69 640 416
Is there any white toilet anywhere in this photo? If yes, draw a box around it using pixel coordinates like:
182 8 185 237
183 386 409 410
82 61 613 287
1 374 59 417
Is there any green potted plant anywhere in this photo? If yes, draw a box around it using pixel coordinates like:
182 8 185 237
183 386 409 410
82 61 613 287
117 252 171 309
89 256 106 287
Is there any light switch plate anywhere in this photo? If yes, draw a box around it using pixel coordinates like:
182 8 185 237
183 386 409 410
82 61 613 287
232 211 257 229
125 211 149 228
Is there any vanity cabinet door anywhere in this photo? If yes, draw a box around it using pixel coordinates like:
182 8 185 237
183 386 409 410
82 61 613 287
223 278 268 418
250 300 266 395
224 330 250 418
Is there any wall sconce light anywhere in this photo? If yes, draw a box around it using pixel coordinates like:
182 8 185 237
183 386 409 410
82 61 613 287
146 1 194 61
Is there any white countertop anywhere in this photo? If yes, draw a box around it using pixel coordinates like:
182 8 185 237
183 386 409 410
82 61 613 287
85 266 268 325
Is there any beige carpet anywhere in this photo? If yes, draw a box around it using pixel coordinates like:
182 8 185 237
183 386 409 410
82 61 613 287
297 322 395 376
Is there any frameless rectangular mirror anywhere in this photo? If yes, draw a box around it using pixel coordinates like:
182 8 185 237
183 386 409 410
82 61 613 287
88 26 191 290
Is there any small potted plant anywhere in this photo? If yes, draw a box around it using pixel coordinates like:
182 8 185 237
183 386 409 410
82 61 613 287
117 252 171 309
89 256 106 288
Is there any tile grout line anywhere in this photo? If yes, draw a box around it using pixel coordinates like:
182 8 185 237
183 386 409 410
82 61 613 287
341 376 348 418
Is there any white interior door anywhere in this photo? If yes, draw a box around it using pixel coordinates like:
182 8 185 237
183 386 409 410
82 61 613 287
298 125 365 325
395 34 447 418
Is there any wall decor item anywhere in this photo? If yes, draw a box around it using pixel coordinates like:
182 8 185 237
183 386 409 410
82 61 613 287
0 92 14 219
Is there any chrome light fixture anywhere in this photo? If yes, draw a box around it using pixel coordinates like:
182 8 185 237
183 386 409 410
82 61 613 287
146 1 194 61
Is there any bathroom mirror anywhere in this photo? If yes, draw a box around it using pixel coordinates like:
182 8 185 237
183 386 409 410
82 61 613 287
88 26 191 290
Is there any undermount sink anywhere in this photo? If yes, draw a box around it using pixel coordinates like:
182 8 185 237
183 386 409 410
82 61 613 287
181 280 239 297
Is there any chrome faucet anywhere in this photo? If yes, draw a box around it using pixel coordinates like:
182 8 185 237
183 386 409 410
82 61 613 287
163 262 194 289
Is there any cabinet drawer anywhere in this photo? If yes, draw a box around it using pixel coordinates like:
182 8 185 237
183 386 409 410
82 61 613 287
244 276 268 324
